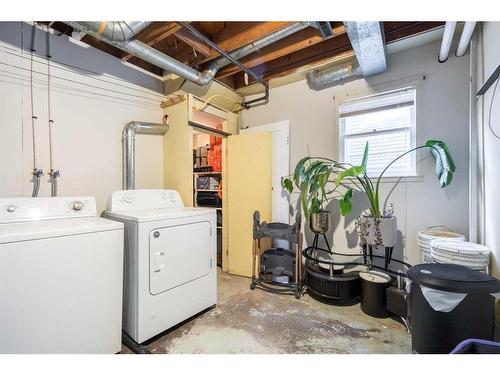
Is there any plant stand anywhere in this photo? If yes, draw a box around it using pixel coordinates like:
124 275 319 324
362 244 395 270
250 211 303 299
302 234 363 304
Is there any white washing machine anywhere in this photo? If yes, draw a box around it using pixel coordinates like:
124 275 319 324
0 196 124 353
105 189 217 344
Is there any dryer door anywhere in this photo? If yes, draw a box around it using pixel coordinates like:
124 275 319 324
149 221 211 295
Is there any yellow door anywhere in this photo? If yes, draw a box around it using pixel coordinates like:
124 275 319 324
226 133 272 277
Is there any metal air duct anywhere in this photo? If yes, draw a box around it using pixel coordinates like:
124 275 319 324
307 62 362 91
306 22 387 91
71 21 152 42
66 21 312 87
122 118 169 190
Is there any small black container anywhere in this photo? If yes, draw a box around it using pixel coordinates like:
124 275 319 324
359 270 392 318
260 248 296 285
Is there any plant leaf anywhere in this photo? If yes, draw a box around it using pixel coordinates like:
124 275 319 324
300 186 309 217
361 142 369 169
336 165 365 187
339 188 353 216
281 177 294 193
293 157 310 188
425 139 456 187
311 196 321 213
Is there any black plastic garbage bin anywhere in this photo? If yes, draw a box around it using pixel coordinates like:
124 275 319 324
408 263 500 354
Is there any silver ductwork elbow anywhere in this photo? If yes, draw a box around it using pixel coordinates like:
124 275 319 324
306 22 387 91
307 62 362 91
70 21 152 41
344 21 387 76
122 119 169 190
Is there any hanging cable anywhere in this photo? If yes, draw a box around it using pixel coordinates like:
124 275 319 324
487 77 500 140
30 22 43 197
0 45 166 102
46 24 60 196
0 68 162 111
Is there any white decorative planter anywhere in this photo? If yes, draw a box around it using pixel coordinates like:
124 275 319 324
359 216 398 247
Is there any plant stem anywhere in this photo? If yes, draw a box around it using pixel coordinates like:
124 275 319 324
374 145 428 216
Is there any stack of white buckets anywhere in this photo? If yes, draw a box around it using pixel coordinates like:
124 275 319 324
417 226 491 273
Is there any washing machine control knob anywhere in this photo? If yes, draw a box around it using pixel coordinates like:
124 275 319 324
72 201 84 211
6 204 16 213
123 194 134 203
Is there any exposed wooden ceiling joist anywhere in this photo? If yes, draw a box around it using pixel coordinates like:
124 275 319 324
196 21 293 63
384 21 444 43
233 32 353 88
214 24 346 79
174 27 213 57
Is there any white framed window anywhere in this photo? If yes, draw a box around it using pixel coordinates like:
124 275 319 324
339 86 417 178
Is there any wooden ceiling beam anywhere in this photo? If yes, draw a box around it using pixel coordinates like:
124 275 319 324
174 27 213 57
384 21 444 42
233 32 352 88
216 75 236 90
215 25 346 79
197 21 293 63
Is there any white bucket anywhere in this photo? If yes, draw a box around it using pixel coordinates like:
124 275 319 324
417 226 465 264
430 239 490 272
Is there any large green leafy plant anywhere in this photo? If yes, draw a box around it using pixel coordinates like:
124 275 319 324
281 139 455 219
281 157 344 216
336 139 455 218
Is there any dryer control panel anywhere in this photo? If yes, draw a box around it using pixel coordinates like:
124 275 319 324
107 189 184 213
0 197 97 223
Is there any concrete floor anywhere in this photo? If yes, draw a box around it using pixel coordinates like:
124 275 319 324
123 269 411 354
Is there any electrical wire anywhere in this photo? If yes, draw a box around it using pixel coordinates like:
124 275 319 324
29 23 38 171
487 77 500 140
46 25 54 171
20 22 26 197
0 44 166 101
29 22 43 197
46 24 61 196
195 94 244 112
0 69 162 111
0 58 163 106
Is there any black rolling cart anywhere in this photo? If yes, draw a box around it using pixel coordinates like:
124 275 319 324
250 211 304 299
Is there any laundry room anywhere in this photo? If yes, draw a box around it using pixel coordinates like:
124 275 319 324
0 1 499 374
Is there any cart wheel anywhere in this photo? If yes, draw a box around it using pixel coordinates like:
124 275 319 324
295 290 301 299
250 281 256 290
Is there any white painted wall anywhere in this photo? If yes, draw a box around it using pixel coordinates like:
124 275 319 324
477 22 500 277
0 22 165 212
243 40 471 267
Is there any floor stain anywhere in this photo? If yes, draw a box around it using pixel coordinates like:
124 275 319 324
122 269 411 354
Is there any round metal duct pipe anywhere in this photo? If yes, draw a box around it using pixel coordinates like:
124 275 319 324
122 120 169 190
71 21 152 42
